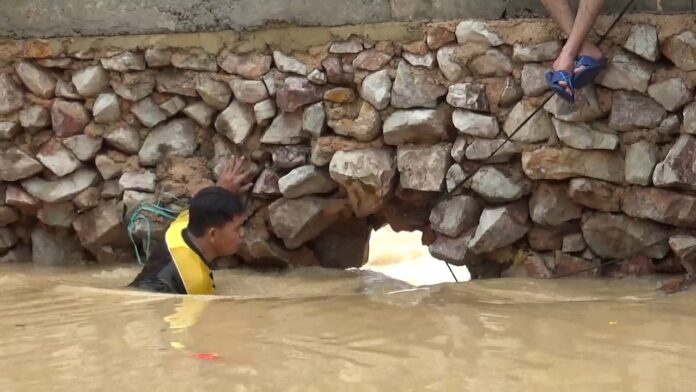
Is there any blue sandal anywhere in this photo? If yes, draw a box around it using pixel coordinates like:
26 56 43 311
546 70 575 103
572 55 607 89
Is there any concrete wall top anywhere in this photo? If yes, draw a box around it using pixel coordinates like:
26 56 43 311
1 0 694 39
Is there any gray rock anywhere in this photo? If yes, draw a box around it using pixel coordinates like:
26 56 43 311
171 50 217 72
403 52 436 68
596 52 652 93
513 40 562 62
327 101 381 142
552 118 618 150
93 93 121 124
659 114 681 135
37 58 72 69
159 96 187 117
522 147 625 184
669 235 696 265
101 51 146 72
254 99 277 124
72 201 127 250
360 70 391 110
504 99 555 143
0 228 17 252
122 190 156 217
449 137 467 163
215 100 256 144
268 196 348 249
155 69 198 97
396 143 451 192
138 118 197 166
218 52 272 79
145 48 172 67
647 78 692 112
302 102 325 138
63 135 103 161
446 163 468 193
111 71 156 102
353 50 392 71
429 229 478 266
73 187 101 212
521 63 549 97
230 79 269 104
437 45 466 82
0 121 20 140
103 124 140 154
131 97 167 128
471 165 531 203
653 134 696 191
529 182 583 226
72 65 109 97
622 186 696 229
453 110 498 138
624 24 659 62
569 178 622 212
0 148 43 181
263 72 277 96
275 76 325 112
273 145 311 170
456 20 502 46
101 180 123 199
582 212 668 259
51 99 90 138
330 38 363 54
383 109 447 145
0 73 24 115
625 141 658 186
19 105 50 130
469 49 513 77
391 61 447 109
329 148 396 217
307 69 327 85
608 92 666 131
261 111 304 145
544 85 605 123
15 62 55 98
465 138 522 163
429 195 483 237
183 101 217 128
37 202 76 228
21 168 98 203
469 201 531 254
119 171 156 192
195 76 232 110
562 233 587 253
31 227 84 266
278 165 338 198
272 51 308 76
683 102 696 135
36 139 80 177
251 168 282 199
310 218 371 269
447 83 489 112
661 31 696 72
95 154 122 180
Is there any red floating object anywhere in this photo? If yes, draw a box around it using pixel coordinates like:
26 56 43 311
192 353 219 361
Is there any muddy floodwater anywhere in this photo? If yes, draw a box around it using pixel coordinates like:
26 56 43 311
1 228 695 391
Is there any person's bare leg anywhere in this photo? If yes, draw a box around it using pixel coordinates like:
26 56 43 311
560 0 605 74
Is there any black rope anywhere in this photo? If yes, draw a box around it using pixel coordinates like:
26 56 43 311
442 0 636 282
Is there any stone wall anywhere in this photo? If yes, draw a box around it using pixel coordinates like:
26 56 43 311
1 0 693 39
2 15 696 278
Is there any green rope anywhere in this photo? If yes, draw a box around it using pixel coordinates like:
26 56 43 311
127 203 179 266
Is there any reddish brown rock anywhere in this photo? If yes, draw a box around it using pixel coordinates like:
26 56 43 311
522 147 624 184
568 178 622 212
276 76 325 112
622 186 696 228
353 50 392 71
218 51 272 79
51 100 90 138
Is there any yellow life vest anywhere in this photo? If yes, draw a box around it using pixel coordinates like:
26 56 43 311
165 210 216 295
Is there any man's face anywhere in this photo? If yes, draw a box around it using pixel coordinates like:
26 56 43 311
210 215 245 257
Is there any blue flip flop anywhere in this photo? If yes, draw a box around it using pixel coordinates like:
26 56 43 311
572 55 607 89
546 70 575 103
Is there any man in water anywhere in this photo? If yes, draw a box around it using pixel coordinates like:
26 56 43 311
542 0 606 102
129 156 254 295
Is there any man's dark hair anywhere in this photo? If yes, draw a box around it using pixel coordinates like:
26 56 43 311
188 187 244 237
